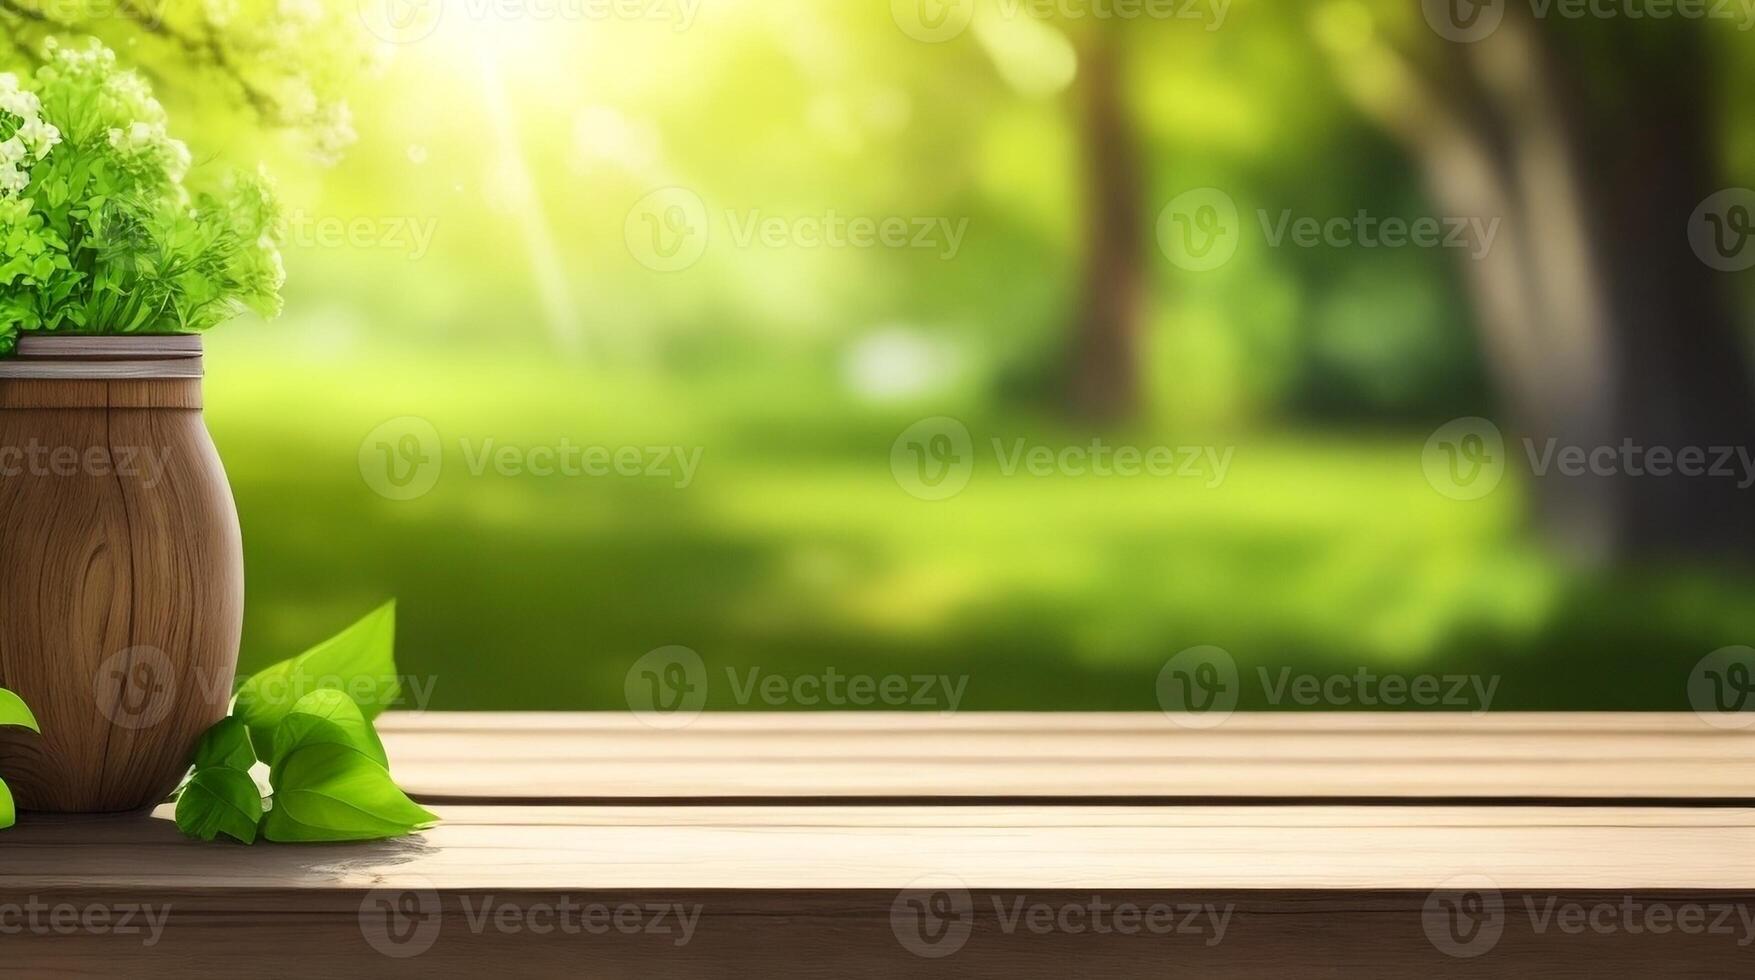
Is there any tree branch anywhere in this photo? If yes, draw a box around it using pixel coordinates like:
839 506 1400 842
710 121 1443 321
0 0 44 21
114 0 284 124
0 0 49 69
3 0 283 122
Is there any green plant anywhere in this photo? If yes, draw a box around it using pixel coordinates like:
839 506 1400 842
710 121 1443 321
0 38 283 355
0 687 39 830
176 601 437 844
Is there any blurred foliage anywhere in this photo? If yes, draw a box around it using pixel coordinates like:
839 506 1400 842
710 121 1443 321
258 0 1520 425
5 0 1753 707
0 0 369 158
209 346 1755 710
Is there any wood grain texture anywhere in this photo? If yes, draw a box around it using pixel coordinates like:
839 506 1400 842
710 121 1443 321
5 715 1755 974
10 335 204 359
0 338 241 813
8 891 1755 979
374 712 1755 802
6 804 1755 890
4 804 1754 977
0 360 205 379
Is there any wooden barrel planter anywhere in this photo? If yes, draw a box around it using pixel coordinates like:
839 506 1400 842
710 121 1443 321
0 336 243 813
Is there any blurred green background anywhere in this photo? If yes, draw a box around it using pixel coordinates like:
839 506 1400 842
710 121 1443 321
8 0 1755 710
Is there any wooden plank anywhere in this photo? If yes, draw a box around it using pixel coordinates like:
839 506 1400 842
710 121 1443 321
375 712 1755 802
9 888 1755 978
5 805 1754 976
9 712 1755 975
382 711 1735 732
7 805 1755 891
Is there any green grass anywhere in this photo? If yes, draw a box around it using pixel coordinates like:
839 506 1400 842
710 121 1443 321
203 340 1755 712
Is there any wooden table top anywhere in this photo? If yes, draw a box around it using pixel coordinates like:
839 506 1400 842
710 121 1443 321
376 711 1755 802
5 712 1753 976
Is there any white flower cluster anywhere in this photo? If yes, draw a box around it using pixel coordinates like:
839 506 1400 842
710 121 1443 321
106 120 194 184
0 73 62 197
37 39 193 188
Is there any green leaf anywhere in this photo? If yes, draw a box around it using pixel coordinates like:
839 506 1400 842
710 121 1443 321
270 689 388 770
0 688 39 732
190 716 256 772
175 767 263 844
0 778 12 831
234 601 402 760
261 743 436 843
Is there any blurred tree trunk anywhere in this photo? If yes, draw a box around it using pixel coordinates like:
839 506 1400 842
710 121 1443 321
1330 12 1755 563
1065 27 1148 423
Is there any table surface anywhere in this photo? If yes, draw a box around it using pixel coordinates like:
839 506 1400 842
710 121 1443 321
376 710 1755 802
5 712 1754 976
